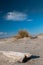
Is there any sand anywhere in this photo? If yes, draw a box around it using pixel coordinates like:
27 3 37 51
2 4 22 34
0 37 43 65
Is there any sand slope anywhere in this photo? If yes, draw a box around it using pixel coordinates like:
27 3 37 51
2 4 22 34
0 38 43 65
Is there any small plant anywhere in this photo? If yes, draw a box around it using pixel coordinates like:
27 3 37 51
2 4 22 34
30 36 38 39
18 30 30 38
14 30 32 39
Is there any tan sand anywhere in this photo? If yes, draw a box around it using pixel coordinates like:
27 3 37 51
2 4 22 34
0 37 43 65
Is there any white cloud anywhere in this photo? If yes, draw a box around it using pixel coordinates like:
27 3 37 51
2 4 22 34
4 11 33 22
5 11 27 21
27 19 33 21
0 32 7 35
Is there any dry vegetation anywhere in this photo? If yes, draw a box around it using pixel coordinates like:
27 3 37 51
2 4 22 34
0 30 38 43
30 36 38 39
14 30 31 39
14 30 38 39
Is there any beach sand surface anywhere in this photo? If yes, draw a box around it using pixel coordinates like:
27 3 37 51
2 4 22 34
0 37 43 65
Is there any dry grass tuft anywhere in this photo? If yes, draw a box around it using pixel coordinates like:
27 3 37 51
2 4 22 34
14 30 31 39
13 30 38 40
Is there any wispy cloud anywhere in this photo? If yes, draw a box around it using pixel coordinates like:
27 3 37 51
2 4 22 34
0 32 7 35
4 11 33 22
27 19 33 22
5 11 27 21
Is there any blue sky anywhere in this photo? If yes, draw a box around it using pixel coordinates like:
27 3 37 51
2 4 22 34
0 0 43 38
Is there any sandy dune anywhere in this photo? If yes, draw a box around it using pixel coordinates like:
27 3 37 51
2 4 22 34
0 37 43 65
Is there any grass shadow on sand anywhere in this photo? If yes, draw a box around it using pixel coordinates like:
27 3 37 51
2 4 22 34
22 55 40 63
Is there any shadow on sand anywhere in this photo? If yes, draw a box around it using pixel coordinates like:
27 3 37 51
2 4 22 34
22 55 40 63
